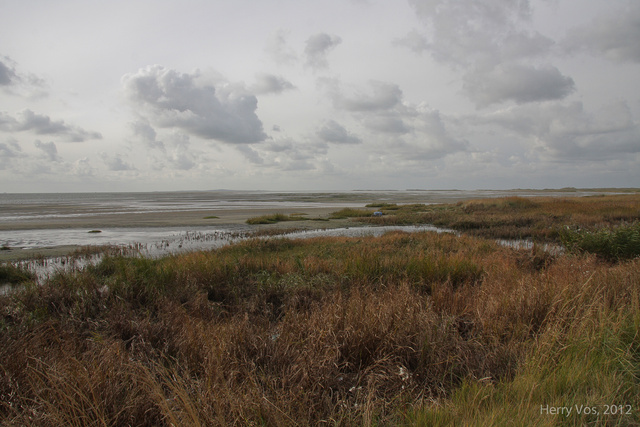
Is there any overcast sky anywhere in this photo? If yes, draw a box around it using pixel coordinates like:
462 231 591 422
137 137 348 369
1 0 639 192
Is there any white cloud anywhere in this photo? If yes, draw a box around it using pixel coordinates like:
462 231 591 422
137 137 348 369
122 65 266 144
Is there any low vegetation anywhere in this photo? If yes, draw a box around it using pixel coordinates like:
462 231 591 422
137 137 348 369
246 213 312 224
359 194 640 243
0 195 639 425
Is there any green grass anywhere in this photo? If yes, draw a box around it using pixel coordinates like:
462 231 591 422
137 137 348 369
329 207 374 219
0 264 36 284
560 222 640 261
246 212 308 224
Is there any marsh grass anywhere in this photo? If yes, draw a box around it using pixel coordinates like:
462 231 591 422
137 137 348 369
1 196 639 425
246 213 314 224
358 194 640 244
0 264 36 284
560 221 640 261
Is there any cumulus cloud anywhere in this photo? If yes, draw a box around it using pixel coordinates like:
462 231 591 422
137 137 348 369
34 140 61 162
463 64 575 107
100 153 135 171
123 65 266 144
304 33 342 69
406 0 552 66
563 3 640 63
325 79 468 160
72 157 94 177
0 109 102 142
480 100 640 161
316 120 362 144
403 0 569 108
251 74 296 95
130 120 164 150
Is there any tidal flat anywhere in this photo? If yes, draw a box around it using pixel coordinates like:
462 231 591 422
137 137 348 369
0 189 639 425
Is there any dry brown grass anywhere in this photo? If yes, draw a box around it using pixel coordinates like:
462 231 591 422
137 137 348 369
0 223 638 424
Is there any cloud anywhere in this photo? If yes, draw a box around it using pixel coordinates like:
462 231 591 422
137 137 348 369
393 29 430 54
34 140 61 162
130 120 164 150
480 100 640 161
333 81 403 112
266 29 298 65
72 158 94 177
100 153 135 171
0 56 48 97
463 64 575 107
251 74 296 95
0 59 18 86
316 120 362 144
123 65 266 144
0 109 102 142
563 3 640 63
325 79 468 160
363 114 411 134
0 140 23 169
304 33 342 69
407 0 553 66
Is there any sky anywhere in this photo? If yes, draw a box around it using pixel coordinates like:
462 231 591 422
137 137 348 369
1 0 639 192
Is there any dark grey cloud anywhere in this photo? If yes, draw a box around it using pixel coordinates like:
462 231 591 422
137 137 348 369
251 74 296 95
563 3 640 63
304 33 342 69
34 140 61 162
479 100 640 161
0 109 102 142
316 120 362 144
334 81 403 112
463 64 575 107
123 65 266 144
